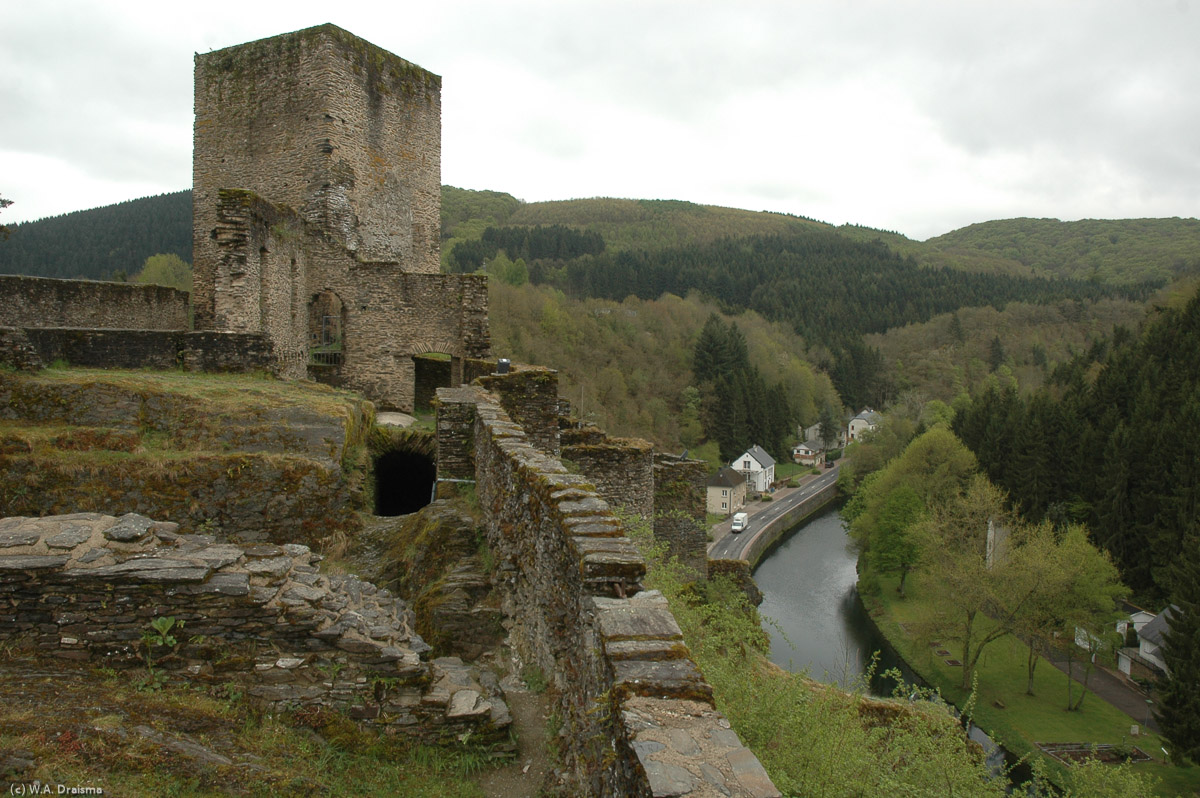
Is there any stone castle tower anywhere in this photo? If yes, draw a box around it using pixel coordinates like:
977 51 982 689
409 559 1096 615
191 24 488 410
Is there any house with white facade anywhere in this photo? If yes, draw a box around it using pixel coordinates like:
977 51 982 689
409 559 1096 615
1118 605 1176 678
733 445 776 493
707 467 747 515
848 409 882 442
792 440 823 466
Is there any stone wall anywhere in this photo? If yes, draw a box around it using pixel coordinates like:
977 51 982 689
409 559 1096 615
194 180 489 410
475 367 562 457
0 328 274 373
652 454 710 579
0 512 510 745
0 276 188 331
193 24 441 327
437 381 780 798
561 438 655 520
0 456 357 549
190 25 488 411
414 355 452 411
0 370 371 547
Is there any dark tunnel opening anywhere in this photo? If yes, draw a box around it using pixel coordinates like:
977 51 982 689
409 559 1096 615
373 450 436 516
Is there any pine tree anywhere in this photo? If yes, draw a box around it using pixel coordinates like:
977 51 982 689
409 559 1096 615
1157 531 1200 764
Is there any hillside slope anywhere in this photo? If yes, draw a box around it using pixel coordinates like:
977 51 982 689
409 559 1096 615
926 217 1200 285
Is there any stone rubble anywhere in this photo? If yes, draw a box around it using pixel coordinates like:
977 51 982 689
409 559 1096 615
0 511 511 748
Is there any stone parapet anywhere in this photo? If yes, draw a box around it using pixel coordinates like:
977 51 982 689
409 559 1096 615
562 438 655 520
0 512 510 746
440 383 779 797
475 367 561 456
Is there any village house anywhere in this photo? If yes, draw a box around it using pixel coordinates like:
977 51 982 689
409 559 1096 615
1117 605 1176 679
848 408 882 442
706 467 748 515
733 445 776 493
791 440 823 466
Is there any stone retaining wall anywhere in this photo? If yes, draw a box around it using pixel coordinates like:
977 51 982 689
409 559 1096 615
437 382 779 798
0 512 510 746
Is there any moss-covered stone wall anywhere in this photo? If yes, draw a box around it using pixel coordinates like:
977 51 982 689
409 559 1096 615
652 454 710 579
561 439 655 520
0 276 188 331
437 379 780 798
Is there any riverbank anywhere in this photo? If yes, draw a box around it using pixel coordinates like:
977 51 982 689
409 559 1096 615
861 573 1198 796
708 466 840 567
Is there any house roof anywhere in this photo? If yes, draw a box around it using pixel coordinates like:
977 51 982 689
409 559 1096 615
851 409 882 426
737 445 776 469
707 467 743 488
793 441 819 454
1140 605 1179 647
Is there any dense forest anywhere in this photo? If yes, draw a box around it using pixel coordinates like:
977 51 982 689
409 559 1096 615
0 191 191 280
952 288 1200 604
453 220 1154 408
927 217 1200 286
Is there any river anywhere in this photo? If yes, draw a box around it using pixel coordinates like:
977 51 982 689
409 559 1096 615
753 506 909 694
753 506 1014 780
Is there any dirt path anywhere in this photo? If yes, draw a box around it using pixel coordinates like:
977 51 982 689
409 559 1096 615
477 679 553 798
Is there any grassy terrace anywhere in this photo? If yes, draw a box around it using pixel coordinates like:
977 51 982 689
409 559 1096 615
865 573 1199 797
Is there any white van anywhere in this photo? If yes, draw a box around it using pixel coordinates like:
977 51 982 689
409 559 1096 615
730 512 749 533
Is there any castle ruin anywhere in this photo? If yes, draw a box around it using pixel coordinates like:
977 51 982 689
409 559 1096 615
190 24 488 410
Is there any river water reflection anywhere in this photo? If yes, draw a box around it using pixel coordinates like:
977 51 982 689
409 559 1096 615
753 506 1014 780
753 506 909 694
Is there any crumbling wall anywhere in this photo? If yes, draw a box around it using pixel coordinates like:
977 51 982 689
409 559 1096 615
437 382 779 798
0 328 274 373
0 512 510 745
561 438 655 520
475 367 561 456
190 24 489 411
0 371 370 547
652 454 710 579
0 276 189 331
197 182 489 410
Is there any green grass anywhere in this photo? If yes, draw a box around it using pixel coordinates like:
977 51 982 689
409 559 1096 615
867 573 1198 796
775 462 805 481
0 658 492 798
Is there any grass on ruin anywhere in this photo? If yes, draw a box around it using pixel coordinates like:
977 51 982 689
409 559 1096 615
20 365 366 418
867 573 1198 797
0 653 491 798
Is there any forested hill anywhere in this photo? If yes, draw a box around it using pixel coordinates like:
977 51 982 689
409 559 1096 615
0 191 191 280
952 286 1200 603
926 217 1200 286
5 185 1197 290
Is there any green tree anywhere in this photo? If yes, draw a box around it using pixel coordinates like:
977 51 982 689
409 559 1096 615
988 335 1006 371
869 484 924 597
0 194 11 241
1056 524 1125 711
134 252 192 292
848 427 978 597
818 404 840 450
1157 531 1200 764
915 476 1021 689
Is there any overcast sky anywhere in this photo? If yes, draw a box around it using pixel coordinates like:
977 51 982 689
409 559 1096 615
3 1 1198 240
